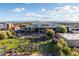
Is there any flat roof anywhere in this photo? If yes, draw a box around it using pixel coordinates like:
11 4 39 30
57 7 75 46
59 33 79 40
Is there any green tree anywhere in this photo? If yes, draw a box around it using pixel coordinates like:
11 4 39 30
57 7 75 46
62 46 71 55
46 28 55 39
69 51 79 56
9 29 16 35
72 47 79 53
6 31 12 38
59 25 67 33
56 38 71 56
57 42 63 50
59 50 65 56
0 32 8 39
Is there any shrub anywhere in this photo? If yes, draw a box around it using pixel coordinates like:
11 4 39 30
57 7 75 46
0 32 8 40
70 51 79 56
58 38 68 47
6 31 12 38
57 43 63 50
62 46 71 55
72 47 79 53
58 39 65 44
56 38 72 56
59 50 65 56
9 29 16 35
56 38 79 56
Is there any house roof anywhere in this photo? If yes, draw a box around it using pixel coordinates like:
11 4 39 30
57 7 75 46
59 33 79 40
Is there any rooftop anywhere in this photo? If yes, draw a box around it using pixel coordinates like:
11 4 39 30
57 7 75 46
59 33 79 40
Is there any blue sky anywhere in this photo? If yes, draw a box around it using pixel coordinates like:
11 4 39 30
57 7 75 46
0 3 79 22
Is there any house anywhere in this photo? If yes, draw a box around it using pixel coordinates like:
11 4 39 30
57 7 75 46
68 27 79 33
0 22 21 30
0 22 7 30
58 33 79 47
13 25 20 30
0 23 17 30
7 23 14 29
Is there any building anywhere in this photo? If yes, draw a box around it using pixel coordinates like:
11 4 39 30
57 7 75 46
13 25 20 30
7 23 14 29
68 27 79 33
0 22 21 30
0 22 7 30
58 33 79 47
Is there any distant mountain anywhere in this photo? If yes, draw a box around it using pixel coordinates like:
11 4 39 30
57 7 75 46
0 20 79 24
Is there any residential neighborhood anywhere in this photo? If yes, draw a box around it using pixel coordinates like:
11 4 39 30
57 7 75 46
0 21 79 56
0 3 79 56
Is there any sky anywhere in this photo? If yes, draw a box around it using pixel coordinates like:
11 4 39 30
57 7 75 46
0 3 79 22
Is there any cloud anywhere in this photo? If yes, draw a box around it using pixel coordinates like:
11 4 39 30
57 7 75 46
13 8 25 12
21 8 25 11
46 5 79 22
24 12 53 21
25 12 43 17
25 12 35 17
22 5 79 22
41 8 46 12
52 5 79 14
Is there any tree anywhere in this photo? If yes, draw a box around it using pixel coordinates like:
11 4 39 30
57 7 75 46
59 50 65 56
62 46 71 55
59 25 67 33
58 38 68 47
57 38 79 56
46 28 55 39
6 31 12 38
57 42 63 50
72 47 79 53
69 51 79 56
9 29 16 35
0 32 8 39
56 38 71 56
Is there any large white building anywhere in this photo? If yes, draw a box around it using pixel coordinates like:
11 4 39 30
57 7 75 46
59 33 79 47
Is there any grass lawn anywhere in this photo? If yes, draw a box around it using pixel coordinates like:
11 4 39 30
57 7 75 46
0 39 20 50
0 36 53 56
